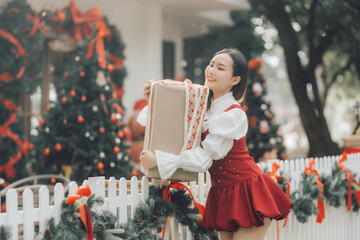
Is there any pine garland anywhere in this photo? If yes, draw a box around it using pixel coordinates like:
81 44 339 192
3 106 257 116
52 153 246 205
33 185 216 240
290 173 320 223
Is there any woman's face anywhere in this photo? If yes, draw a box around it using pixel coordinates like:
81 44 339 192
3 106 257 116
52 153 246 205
205 53 240 99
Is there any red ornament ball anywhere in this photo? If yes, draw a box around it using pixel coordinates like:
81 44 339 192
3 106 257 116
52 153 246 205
97 162 104 171
43 148 50 156
80 71 85 77
117 130 124 138
113 146 120 154
40 119 46 125
110 113 116 122
99 127 105 133
81 96 87 102
28 143 34 151
107 64 114 72
63 119 68 125
78 116 84 123
70 90 76 97
64 72 68 78
61 97 67 104
55 143 62 152
50 177 56 184
45 106 51 112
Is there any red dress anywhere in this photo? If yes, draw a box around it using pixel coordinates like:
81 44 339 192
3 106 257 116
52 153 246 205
200 105 293 232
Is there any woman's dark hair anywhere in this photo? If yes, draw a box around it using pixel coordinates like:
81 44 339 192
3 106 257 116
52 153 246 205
207 48 248 108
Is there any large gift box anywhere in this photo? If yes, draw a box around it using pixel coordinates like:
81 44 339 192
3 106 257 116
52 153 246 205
142 80 209 181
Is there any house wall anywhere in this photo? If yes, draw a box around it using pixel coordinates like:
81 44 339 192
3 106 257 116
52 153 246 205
26 0 163 116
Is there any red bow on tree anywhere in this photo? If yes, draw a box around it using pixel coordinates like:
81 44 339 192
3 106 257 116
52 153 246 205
26 12 47 36
86 21 111 69
66 185 93 240
69 0 102 41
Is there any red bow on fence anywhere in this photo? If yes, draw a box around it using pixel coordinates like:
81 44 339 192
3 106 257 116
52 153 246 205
66 185 93 240
268 162 291 227
304 158 325 223
161 182 204 239
337 148 360 211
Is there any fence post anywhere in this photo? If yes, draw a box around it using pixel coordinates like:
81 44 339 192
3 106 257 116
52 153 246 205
39 186 50 234
23 188 34 240
6 189 18 240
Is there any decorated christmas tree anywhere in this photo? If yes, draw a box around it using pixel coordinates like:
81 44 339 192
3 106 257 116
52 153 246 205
245 59 286 162
0 0 44 188
30 1 132 182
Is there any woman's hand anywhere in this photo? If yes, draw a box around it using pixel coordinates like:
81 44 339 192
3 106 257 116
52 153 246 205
139 151 158 169
143 80 155 101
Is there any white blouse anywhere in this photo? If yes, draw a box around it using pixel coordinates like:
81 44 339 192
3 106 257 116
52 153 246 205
137 92 248 180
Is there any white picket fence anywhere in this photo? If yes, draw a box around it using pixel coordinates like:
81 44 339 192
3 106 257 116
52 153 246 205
0 153 360 240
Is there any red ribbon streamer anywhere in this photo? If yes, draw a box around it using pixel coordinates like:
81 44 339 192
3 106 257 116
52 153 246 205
69 0 102 41
66 185 93 240
0 29 25 56
267 162 291 228
86 21 111 68
304 158 325 223
108 53 124 70
337 148 360 211
26 12 47 36
161 182 204 238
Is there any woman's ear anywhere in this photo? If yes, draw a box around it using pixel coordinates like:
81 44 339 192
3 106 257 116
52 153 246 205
232 76 241 86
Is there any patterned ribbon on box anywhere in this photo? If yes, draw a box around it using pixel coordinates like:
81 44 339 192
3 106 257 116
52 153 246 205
151 79 209 152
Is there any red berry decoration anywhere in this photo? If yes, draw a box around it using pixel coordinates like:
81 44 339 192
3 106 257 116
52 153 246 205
99 127 105 133
43 148 50 156
81 96 87 102
113 146 120 154
80 71 85 77
110 113 116 122
55 143 62 152
97 162 104 171
70 90 76 97
78 116 84 123
61 97 67 104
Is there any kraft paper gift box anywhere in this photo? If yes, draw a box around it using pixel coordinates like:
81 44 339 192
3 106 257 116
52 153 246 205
141 80 209 181
343 134 360 149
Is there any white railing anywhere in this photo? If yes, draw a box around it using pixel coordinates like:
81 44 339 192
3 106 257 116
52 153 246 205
0 153 360 240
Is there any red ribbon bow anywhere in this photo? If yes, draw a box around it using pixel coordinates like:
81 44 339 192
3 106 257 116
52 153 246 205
66 185 93 240
268 162 291 227
26 12 47 36
161 182 204 238
86 21 111 68
304 158 325 223
69 0 102 41
337 148 360 211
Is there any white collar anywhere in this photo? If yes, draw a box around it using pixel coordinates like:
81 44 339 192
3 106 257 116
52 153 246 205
207 92 239 117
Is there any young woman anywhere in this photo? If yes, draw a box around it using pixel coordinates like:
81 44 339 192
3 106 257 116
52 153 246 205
139 48 293 240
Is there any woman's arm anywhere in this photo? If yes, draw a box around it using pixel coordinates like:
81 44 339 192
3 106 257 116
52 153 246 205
140 108 248 180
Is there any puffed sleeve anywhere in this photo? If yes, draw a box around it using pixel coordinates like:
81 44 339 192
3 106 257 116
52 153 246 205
136 106 148 126
156 108 248 180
